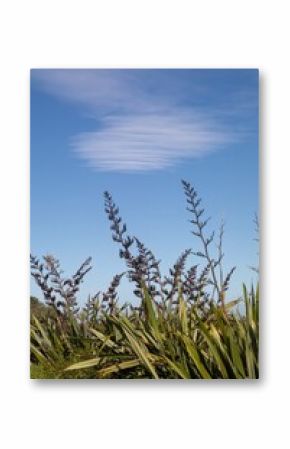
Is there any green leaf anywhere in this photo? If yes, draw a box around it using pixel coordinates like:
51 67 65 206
122 327 159 379
198 321 229 378
142 284 160 337
162 356 190 379
89 328 118 349
178 294 189 335
64 358 101 371
181 335 212 379
97 359 142 377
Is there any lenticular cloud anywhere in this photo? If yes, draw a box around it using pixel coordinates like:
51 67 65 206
33 69 234 172
71 113 230 172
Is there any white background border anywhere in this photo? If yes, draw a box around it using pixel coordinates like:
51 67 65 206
1 1 289 447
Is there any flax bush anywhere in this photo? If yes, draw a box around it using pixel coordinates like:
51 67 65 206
30 181 259 379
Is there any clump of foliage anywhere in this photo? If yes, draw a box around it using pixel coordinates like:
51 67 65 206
30 181 259 379
30 296 54 321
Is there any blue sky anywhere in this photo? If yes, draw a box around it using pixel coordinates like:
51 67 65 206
31 69 259 305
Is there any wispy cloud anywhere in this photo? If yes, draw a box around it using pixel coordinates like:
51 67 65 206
71 113 230 171
32 69 240 172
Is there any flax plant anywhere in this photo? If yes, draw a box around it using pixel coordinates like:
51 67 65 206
30 181 259 379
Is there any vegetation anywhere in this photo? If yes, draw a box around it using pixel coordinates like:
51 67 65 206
30 181 259 379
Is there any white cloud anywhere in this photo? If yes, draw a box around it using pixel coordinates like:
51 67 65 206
32 69 160 114
71 113 231 171
32 69 234 172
